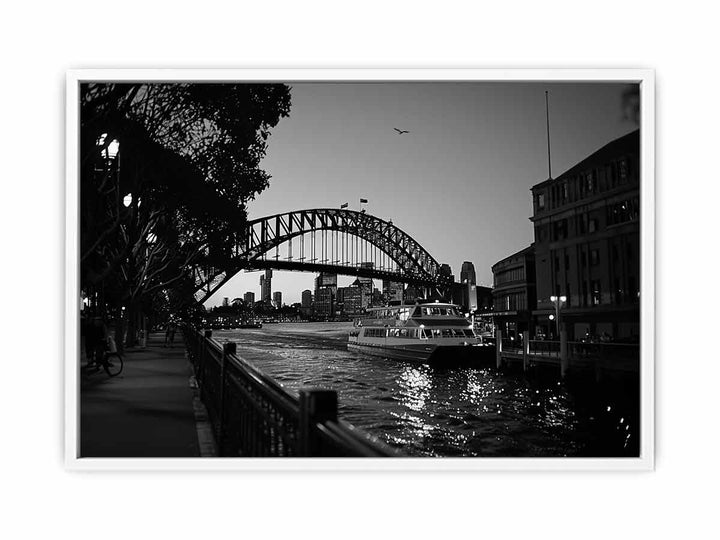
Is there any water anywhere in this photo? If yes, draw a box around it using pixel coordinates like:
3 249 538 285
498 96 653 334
212 322 639 457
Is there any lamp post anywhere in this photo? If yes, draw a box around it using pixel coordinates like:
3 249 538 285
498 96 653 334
549 295 566 338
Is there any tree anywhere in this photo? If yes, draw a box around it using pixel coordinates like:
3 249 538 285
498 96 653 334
80 82 291 347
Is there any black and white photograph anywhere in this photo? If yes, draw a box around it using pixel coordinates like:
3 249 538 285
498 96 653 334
70 72 652 464
11 2 720 539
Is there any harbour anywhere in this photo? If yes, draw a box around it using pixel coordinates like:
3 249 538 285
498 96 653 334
210 322 639 457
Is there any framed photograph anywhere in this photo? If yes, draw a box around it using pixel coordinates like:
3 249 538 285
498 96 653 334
65 69 654 470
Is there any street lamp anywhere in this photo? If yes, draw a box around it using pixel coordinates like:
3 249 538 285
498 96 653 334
549 295 567 337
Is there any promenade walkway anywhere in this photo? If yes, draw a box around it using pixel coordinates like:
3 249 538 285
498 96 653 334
80 332 209 458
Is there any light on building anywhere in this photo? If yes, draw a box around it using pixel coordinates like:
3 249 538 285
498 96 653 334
123 193 133 207
549 314 555 320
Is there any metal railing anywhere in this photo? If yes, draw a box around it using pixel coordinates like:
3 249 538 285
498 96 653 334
500 338 522 354
184 326 398 457
528 340 561 357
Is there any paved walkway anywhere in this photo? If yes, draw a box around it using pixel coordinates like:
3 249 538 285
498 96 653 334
80 333 206 457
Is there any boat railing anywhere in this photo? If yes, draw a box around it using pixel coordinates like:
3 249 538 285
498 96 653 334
184 326 398 457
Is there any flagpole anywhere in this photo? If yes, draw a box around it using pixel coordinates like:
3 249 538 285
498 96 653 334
545 90 552 180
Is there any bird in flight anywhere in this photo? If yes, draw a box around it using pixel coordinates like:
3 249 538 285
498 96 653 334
394 128 409 134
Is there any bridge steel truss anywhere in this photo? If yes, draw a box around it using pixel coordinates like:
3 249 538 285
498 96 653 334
193 208 449 303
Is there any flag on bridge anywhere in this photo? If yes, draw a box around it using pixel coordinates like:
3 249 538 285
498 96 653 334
360 198 368 204
340 202 348 208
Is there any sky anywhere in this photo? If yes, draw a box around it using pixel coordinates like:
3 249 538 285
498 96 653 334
207 82 637 307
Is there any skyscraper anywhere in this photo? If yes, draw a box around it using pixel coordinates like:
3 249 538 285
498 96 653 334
243 291 255 305
260 269 273 304
460 261 477 285
272 291 282 308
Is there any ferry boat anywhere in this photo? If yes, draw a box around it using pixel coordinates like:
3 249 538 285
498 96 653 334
347 302 493 363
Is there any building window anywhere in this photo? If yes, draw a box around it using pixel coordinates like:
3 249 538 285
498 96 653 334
564 254 570 270
619 159 628 184
590 249 600 266
562 182 568 201
582 281 588 306
608 198 639 226
591 280 601 305
588 218 598 233
586 172 595 193
537 193 545 210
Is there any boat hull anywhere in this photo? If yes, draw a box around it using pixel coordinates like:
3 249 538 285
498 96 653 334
348 341 494 365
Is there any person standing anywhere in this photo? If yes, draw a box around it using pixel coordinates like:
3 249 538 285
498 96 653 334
164 319 176 347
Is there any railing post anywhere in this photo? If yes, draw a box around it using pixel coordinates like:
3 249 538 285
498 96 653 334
522 331 529 372
495 329 503 369
560 329 568 378
298 389 338 457
217 341 236 456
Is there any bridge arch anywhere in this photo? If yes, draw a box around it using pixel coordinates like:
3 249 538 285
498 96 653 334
194 208 448 302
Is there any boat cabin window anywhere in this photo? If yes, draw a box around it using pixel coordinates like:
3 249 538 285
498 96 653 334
421 306 460 317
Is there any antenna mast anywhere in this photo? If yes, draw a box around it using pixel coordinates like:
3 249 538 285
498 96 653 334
545 90 552 180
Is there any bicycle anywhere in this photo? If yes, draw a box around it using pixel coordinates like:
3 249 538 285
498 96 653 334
86 341 124 377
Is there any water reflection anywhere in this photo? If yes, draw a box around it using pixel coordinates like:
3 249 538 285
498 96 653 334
213 324 639 457
397 365 432 412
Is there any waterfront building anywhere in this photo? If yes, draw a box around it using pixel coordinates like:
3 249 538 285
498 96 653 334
314 272 337 297
272 291 282 308
338 284 364 315
530 129 640 340
260 269 273 304
243 291 255 306
356 262 374 296
476 285 493 311
404 285 422 302
314 287 334 318
382 279 404 303
439 263 454 282
372 288 384 307
490 246 537 339
300 289 313 317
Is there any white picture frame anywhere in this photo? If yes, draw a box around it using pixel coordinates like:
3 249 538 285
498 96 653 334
65 68 654 471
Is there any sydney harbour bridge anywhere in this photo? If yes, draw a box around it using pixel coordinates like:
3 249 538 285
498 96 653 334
192 208 455 303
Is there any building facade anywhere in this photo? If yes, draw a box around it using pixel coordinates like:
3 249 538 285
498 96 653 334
460 261 476 286
491 246 537 339
382 279 404 304
300 289 313 317
260 269 273 304
272 291 282 308
530 129 640 340
314 287 334 318
243 291 255 305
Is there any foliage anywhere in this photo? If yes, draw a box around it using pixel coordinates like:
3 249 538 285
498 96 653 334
80 82 291 331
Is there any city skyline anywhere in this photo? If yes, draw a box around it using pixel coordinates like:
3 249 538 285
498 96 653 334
207 82 637 307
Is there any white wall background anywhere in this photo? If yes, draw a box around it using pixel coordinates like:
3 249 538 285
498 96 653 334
1 1 717 538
